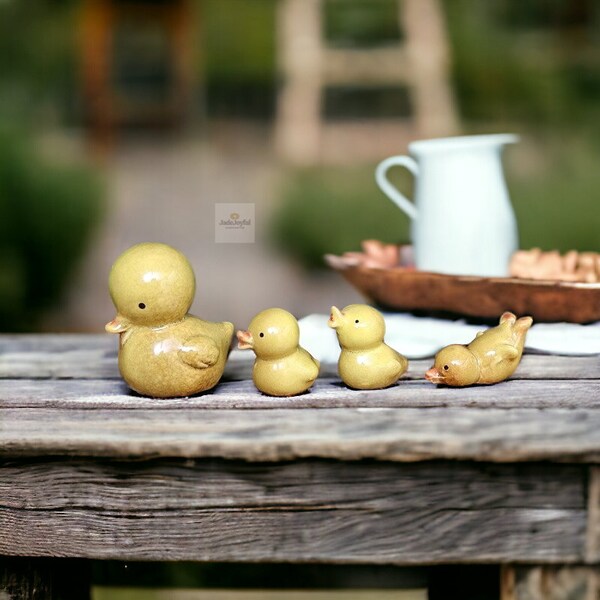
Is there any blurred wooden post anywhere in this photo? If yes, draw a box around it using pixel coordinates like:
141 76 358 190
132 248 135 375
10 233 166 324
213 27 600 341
165 0 196 125
79 0 196 156
275 0 323 167
80 0 114 155
275 0 459 166
500 565 599 600
401 0 459 137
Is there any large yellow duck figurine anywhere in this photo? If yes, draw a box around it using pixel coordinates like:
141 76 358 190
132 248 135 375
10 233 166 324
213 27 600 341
106 242 234 398
329 304 408 390
237 308 320 396
425 312 533 386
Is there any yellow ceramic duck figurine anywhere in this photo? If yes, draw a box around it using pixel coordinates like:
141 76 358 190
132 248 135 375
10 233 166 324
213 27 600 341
106 242 234 398
237 308 320 396
425 312 533 386
328 304 408 390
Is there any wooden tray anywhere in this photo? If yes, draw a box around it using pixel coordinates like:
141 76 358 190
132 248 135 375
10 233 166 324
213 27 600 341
326 248 600 323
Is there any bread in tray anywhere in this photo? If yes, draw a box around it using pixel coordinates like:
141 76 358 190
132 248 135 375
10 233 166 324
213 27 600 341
326 240 600 284
510 248 600 283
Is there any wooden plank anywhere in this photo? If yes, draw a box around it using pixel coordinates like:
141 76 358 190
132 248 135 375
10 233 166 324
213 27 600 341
0 459 586 563
1 335 598 381
1 460 584 511
0 349 119 380
0 557 90 600
1 378 600 410
0 334 114 353
2 406 600 462
0 334 119 380
501 565 598 600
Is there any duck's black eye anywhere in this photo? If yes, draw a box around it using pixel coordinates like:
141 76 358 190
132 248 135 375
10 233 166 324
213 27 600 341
355 319 359 323
443 365 449 371
259 332 264 338
138 303 146 309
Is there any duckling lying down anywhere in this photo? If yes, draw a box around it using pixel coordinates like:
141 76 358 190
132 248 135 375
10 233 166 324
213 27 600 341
425 312 533 386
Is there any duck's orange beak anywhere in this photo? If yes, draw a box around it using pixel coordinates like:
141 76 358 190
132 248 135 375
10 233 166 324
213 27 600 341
425 367 444 384
236 329 253 350
105 315 131 334
328 306 344 329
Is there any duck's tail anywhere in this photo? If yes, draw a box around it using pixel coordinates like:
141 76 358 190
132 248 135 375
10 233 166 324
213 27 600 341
222 321 235 353
500 312 517 325
500 312 533 336
222 321 235 338
515 315 534 334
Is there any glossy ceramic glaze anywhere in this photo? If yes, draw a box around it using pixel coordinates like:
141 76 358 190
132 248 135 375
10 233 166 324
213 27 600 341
328 304 408 390
106 243 234 398
237 308 320 397
425 312 533 386
375 134 519 277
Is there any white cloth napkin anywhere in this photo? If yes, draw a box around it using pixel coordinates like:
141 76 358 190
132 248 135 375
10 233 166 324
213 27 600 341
295 313 600 361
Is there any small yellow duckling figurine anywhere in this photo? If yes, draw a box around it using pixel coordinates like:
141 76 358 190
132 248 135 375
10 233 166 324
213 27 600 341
237 308 320 396
106 242 234 398
425 312 533 386
328 304 408 390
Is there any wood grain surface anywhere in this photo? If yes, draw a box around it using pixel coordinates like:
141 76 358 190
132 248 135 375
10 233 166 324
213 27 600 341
2 378 600 410
0 334 599 461
3 405 600 461
0 459 587 563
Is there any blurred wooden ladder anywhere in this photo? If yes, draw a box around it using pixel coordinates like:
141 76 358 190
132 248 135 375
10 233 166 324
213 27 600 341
275 0 459 166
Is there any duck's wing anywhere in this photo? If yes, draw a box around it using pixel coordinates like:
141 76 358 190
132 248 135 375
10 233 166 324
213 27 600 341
490 343 519 366
192 319 235 352
179 335 220 369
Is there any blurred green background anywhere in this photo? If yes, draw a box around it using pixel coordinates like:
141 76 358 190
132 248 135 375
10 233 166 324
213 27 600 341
0 0 598 331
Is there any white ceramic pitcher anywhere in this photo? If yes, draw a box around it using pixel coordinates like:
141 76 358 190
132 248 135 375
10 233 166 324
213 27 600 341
375 134 519 277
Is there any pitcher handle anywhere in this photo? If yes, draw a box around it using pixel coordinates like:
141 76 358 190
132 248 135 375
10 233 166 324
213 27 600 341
375 155 419 221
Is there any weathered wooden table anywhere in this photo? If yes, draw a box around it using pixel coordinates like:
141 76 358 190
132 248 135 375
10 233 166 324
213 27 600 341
1 334 600 599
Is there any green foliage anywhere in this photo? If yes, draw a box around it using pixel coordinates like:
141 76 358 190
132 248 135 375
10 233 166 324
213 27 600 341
324 0 402 47
445 2 556 123
201 0 278 117
511 138 600 253
270 167 412 269
444 0 600 130
202 0 277 84
0 127 104 331
0 0 79 124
